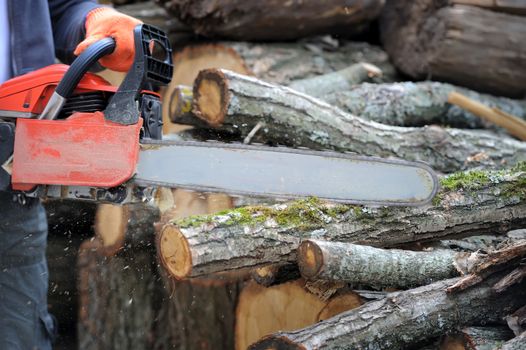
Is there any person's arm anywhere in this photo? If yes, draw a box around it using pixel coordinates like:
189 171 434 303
48 0 102 65
49 0 142 72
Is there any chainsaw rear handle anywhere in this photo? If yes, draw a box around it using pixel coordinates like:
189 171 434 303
39 24 172 121
38 38 116 120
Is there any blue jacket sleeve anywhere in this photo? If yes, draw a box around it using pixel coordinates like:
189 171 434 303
48 0 103 64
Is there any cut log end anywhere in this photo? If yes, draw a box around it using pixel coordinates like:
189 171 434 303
158 224 192 279
193 69 229 127
297 240 324 279
168 85 193 123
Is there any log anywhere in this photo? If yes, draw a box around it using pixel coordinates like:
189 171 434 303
190 69 526 172
450 0 526 15
287 62 382 98
158 166 526 279
158 0 384 41
440 327 514 350
447 241 526 293
156 276 243 350
498 331 526 350
248 275 526 350
505 305 526 336
235 280 362 350
323 81 526 128
77 240 160 350
297 240 467 289
94 203 160 256
380 1 526 97
115 1 194 45
448 91 526 141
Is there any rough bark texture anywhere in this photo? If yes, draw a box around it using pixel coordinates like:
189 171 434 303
498 331 526 350
116 1 194 45
298 240 464 289
441 327 514 350
380 1 526 97
187 40 396 85
287 62 382 98
450 0 526 15
323 81 526 128
94 203 160 256
158 166 526 279
77 240 160 350
248 276 526 350
191 69 526 173
155 276 243 350
158 0 384 40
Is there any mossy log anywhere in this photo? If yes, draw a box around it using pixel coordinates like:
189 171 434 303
323 81 526 128
380 2 526 97
298 240 467 289
189 69 526 173
248 275 526 350
158 166 526 279
158 0 384 41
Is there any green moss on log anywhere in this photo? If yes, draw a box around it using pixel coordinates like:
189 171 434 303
173 164 526 229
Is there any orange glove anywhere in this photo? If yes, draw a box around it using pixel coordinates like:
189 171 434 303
74 8 142 72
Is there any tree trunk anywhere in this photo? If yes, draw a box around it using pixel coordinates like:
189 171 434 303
323 81 526 128
235 280 362 350
190 69 526 172
380 1 526 97
450 0 526 16
248 275 526 350
158 0 384 40
298 240 467 289
158 166 526 279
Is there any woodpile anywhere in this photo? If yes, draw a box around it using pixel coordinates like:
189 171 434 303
42 0 526 349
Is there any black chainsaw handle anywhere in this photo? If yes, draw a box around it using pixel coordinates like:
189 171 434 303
54 38 116 98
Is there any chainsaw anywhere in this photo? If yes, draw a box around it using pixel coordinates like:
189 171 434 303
0 24 438 206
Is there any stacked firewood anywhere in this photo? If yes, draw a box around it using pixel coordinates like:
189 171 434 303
43 0 526 349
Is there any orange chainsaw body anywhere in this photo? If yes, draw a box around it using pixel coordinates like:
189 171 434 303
0 64 143 191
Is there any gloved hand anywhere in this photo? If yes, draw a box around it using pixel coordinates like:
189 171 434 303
74 7 142 72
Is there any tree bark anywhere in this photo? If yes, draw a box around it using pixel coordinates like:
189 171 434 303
323 81 526 128
440 327 514 350
190 69 526 173
298 240 467 289
498 331 526 350
287 63 382 98
380 1 526 97
158 0 384 41
248 275 526 350
158 166 526 279
77 240 160 350
450 0 526 16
